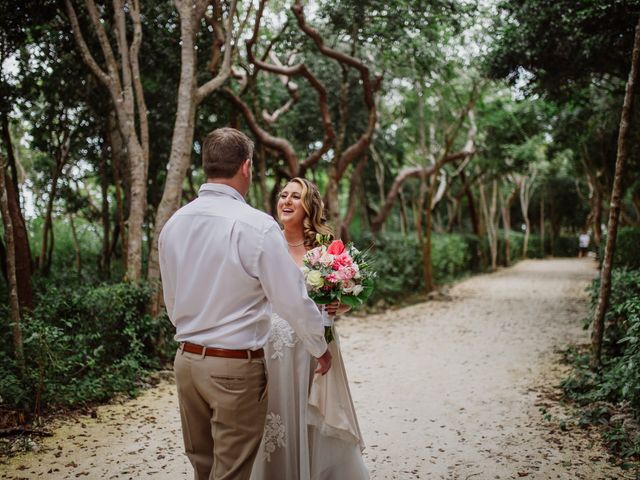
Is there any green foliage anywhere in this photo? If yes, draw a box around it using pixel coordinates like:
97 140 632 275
430 234 474 282
358 232 424 305
562 268 640 460
360 231 554 305
612 227 640 270
28 216 105 280
551 235 580 258
0 283 176 413
487 0 640 97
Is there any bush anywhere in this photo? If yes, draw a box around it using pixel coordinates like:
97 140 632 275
0 282 176 414
357 232 424 304
357 232 479 304
495 231 543 264
612 227 640 270
552 235 580 257
562 268 640 459
431 234 474 282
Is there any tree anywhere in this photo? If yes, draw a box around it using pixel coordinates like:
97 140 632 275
146 0 239 305
223 0 381 239
0 0 56 311
591 17 640 369
64 0 149 281
0 155 24 375
488 0 640 99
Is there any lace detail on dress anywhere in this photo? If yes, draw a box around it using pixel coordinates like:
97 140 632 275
263 412 286 462
269 315 297 360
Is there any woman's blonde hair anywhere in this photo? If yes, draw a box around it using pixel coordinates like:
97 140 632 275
287 177 334 249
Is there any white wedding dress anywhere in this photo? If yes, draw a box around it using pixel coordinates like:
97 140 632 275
250 311 369 480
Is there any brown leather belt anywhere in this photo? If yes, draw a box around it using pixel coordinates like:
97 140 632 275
180 342 264 359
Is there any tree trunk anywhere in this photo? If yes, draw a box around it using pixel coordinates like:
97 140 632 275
0 237 6 282
1 113 20 206
591 17 640 369
255 144 271 213
465 175 481 237
100 141 111 276
518 171 536 259
326 163 341 235
398 189 408 235
108 115 128 271
632 191 640 224
68 213 82 273
1 114 33 311
500 188 517 266
592 186 603 252
125 142 147 281
3 170 33 311
423 182 436 293
0 162 25 376
539 192 545 257
64 0 151 281
480 180 499 271
147 0 237 311
342 156 367 240
39 159 64 275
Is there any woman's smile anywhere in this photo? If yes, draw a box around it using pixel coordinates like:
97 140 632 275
278 182 305 225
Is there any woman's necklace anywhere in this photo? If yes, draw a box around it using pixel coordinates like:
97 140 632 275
287 240 305 247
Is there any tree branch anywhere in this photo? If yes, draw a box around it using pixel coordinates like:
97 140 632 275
63 0 110 86
370 113 478 234
84 0 122 92
128 0 149 170
196 0 237 103
223 87 299 175
246 0 335 173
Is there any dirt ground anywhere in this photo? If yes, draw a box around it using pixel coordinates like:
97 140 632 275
2 258 636 479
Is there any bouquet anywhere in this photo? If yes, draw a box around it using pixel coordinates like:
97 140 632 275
302 235 375 341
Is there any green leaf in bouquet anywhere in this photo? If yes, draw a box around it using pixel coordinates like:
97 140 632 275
311 291 337 304
338 294 364 308
360 279 375 299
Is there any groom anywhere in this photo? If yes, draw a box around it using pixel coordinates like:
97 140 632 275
159 127 331 480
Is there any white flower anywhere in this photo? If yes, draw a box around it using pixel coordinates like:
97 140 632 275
352 284 364 296
341 280 356 294
306 270 324 288
352 263 361 279
319 253 334 267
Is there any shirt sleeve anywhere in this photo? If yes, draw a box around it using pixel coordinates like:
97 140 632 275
257 224 328 358
158 231 176 326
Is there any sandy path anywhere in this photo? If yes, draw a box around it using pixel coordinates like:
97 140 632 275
2 258 634 479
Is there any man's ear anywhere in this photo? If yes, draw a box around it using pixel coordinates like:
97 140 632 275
241 158 252 178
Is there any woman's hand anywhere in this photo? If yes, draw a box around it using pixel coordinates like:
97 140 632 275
324 300 351 316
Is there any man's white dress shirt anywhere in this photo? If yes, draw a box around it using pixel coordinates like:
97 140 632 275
158 183 327 358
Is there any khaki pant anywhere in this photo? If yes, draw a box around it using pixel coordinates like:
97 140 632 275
174 348 268 480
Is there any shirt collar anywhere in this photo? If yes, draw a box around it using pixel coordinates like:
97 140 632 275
198 183 246 204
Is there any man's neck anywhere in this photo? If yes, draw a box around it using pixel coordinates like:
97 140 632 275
206 177 247 198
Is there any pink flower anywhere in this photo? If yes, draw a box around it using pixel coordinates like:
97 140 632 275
326 273 339 283
305 247 323 265
331 252 353 270
327 240 345 255
336 266 357 281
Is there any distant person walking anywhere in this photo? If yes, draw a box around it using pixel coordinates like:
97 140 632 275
578 231 590 258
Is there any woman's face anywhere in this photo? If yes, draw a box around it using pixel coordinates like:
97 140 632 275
277 182 306 228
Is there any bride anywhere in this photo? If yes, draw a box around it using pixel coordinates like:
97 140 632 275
251 177 369 480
